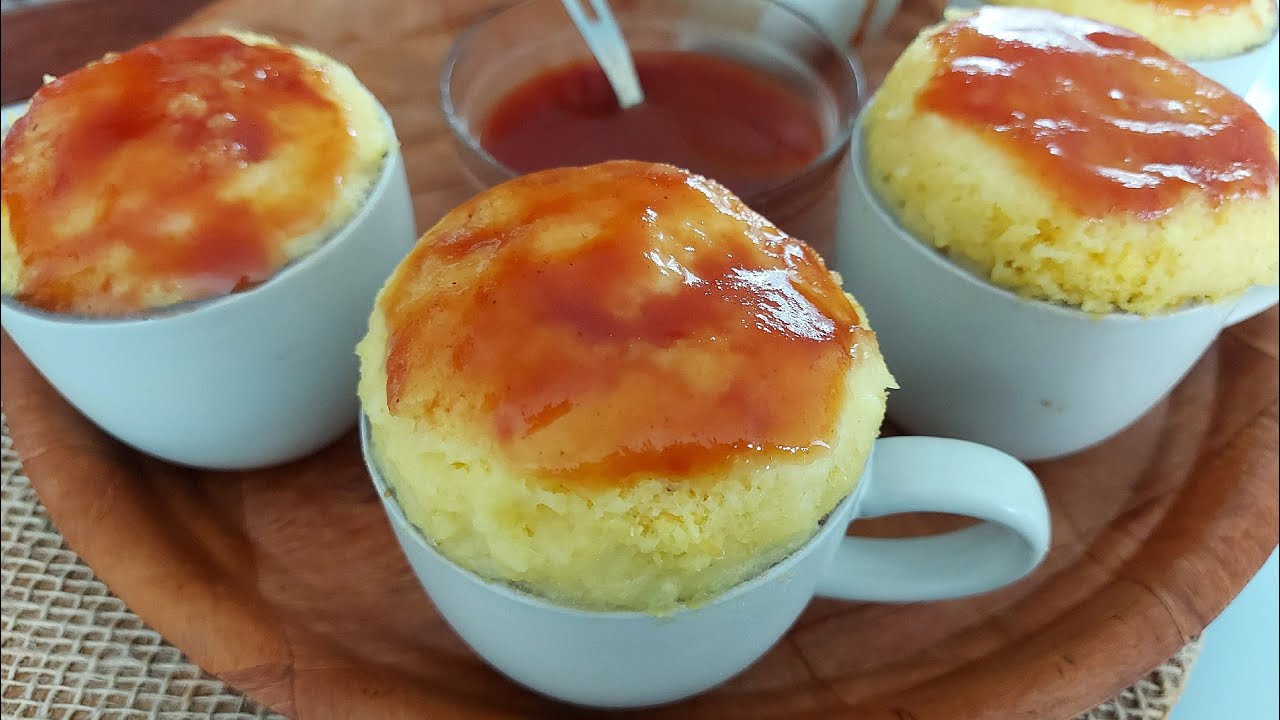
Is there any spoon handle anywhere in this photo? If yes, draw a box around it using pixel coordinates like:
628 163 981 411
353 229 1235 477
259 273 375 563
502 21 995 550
560 0 645 110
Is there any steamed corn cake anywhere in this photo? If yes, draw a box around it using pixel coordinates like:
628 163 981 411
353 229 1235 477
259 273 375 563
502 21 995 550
357 160 895 614
865 7 1280 315
1 32 390 315
987 0 1278 60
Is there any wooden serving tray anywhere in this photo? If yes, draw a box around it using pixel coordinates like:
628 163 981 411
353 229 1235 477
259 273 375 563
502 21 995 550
3 0 1278 717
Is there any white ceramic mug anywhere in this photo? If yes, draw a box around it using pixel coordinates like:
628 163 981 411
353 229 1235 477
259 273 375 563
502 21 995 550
1 106 417 470
361 416 1051 708
835 117 1279 462
944 0 1280 128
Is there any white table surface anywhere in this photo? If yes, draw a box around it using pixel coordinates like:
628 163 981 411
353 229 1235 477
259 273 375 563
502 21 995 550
1169 547 1280 720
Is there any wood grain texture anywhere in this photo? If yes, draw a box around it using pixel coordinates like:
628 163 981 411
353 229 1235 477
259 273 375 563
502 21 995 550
0 0 213 104
2 0 1277 718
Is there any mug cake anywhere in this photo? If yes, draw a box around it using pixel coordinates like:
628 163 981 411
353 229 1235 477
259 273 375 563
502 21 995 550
358 160 895 614
985 0 1278 60
0 31 415 470
1 32 390 315
864 6 1280 315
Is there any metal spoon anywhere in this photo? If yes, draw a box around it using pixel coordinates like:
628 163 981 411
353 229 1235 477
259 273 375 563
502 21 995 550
559 0 645 110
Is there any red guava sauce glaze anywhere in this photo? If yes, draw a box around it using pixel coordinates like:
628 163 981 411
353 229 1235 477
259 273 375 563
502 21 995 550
380 162 869 486
1 35 354 315
918 7 1277 218
479 50 826 199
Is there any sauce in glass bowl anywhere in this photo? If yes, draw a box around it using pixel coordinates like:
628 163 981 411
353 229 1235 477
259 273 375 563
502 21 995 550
480 50 827 199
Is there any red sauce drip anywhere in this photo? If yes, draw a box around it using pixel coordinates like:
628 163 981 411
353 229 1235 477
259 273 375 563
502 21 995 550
381 162 863 485
918 7 1277 218
479 51 827 199
1 35 354 315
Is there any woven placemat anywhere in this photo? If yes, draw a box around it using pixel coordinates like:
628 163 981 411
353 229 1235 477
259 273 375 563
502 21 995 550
0 414 1201 719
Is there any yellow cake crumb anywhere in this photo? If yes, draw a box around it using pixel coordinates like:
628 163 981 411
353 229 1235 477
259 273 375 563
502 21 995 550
986 0 1277 60
865 9 1280 315
358 161 895 615
1 31 391 314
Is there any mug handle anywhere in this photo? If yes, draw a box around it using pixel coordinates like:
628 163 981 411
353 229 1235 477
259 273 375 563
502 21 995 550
1223 285 1279 327
816 436 1051 602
